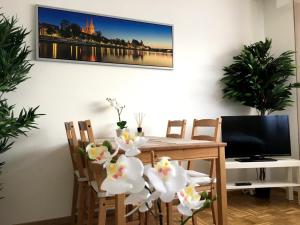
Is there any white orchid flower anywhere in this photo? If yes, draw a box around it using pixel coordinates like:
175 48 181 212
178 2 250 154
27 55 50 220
101 155 145 195
115 131 148 156
145 157 187 202
125 188 160 216
86 143 111 164
177 185 205 216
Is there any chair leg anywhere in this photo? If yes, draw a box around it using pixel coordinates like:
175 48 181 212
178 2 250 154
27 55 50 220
71 175 79 225
153 200 159 225
211 187 218 225
139 212 145 225
98 198 106 225
161 203 167 225
166 202 173 225
187 160 192 170
144 211 148 225
87 188 96 225
210 159 218 225
127 205 134 222
77 182 88 225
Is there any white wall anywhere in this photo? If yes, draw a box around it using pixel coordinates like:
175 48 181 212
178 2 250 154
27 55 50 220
260 0 299 181
0 0 268 224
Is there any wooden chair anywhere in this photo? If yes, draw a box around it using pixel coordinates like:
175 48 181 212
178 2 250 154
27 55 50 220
77 120 102 225
166 119 187 139
78 120 145 225
78 120 95 147
65 122 89 225
188 118 222 225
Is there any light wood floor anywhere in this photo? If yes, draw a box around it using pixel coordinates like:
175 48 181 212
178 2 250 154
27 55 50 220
194 189 300 225
69 189 300 225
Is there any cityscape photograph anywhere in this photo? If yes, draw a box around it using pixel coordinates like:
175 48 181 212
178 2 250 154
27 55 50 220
37 6 173 68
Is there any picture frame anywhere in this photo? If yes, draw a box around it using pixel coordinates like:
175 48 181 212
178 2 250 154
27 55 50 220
36 5 174 69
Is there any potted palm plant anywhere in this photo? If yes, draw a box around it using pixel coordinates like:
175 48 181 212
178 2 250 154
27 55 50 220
221 38 300 116
221 38 300 198
0 13 43 197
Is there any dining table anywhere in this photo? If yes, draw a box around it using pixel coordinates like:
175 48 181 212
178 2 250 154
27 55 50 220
97 136 228 225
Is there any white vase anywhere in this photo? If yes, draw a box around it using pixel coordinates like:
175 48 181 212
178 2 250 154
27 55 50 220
116 129 122 137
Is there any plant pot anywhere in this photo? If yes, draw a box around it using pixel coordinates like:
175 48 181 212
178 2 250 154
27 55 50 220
136 127 144 136
116 129 122 137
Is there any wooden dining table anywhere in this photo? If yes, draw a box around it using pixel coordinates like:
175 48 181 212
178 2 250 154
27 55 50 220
99 137 228 225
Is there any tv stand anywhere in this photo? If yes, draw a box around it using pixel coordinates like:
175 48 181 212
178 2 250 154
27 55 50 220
236 156 277 162
226 158 300 205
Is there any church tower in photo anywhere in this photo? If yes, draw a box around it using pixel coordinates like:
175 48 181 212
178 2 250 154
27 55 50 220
81 17 95 35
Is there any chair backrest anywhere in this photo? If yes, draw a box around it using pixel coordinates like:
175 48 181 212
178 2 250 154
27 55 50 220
78 120 96 182
191 118 222 142
89 160 107 191
64 121 85 177
78 120 95 147
166 119 187 139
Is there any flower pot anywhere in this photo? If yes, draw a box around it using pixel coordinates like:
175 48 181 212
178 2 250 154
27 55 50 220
116 129 122 137
136 127 144 136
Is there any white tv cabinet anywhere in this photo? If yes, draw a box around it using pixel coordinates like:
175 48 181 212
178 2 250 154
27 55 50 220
225 158 300 204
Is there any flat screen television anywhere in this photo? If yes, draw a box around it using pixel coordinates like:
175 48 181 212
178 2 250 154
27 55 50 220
221 115 291 161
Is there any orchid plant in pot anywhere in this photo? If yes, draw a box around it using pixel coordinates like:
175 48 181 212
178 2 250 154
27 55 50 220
86 130 214 225
106 98 127 136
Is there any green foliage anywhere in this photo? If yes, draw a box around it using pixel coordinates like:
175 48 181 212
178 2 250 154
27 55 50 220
102 140 113 154
221 38 300 115
117 120 127 130
0 12 43 196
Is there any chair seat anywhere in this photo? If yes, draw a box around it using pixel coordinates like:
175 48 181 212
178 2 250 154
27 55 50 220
90 181 116 210
74 169 89 182
187 170 209 177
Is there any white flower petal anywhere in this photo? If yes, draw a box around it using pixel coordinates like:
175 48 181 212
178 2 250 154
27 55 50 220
101 178 132 195
146 168 167 193
177 204 193 216
115 137 129 150
125 148 141 157
165 166 187 193
160 191 175 203
129 177 146 193
121 156 144 179
139 201 152 212
134 136 148 146
125 189 148 205
190 200 205 210
150 191 161 201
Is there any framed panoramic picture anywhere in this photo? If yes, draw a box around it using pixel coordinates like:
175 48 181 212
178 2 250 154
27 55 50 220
36 5 173 69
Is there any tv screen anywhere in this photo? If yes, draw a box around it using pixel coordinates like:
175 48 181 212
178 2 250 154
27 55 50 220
221 115 291 158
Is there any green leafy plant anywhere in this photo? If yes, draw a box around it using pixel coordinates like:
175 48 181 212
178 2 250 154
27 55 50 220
221 38 300 115
0 13 43 196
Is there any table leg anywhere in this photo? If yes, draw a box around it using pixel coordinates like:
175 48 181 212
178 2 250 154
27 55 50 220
116 194 126 225
298 167 300 205
287 167 294 201
216 146 228 225
166 202 173 225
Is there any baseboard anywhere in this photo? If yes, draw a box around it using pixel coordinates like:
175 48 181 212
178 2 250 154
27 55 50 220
14 216 71 225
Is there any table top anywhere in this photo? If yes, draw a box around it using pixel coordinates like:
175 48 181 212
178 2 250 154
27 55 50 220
96 136 226 152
